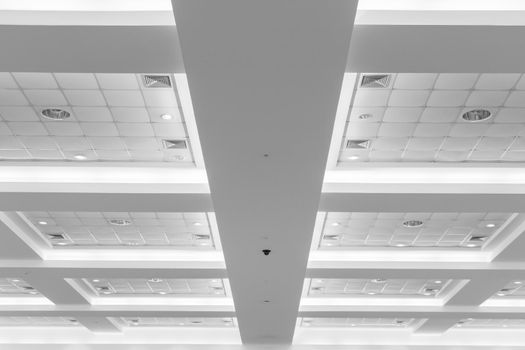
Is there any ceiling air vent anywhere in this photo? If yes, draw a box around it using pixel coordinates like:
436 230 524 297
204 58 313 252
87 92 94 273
142 74 172 88
47 233 65 240
346 139 370 149
360 74 391 88
108 219 132 226
163 139 188 149
469 236 488 242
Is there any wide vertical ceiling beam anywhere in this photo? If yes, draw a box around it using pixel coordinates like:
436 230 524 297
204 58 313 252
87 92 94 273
172 0 357 343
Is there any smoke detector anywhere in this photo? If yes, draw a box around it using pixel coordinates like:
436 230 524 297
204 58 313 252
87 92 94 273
41 108 71 120
462 109 492 122
360 74 392 88
142 74 172 88
162 139 188 149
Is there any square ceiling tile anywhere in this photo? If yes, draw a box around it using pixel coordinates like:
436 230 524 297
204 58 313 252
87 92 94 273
476 137 514 150
346 123 380 139
0 136 23 149
495 108 525 123
403 150 435 161
124 137 160 150
64 90 106 106
475 73 521 90
0 90 28 105
72 107 113 122
466 91 509 107
427 90 469 107
371 137 408 150
8 122 48 136
413 124 450 137
382 107 423 123
515 75 525 90
368 150 403 161
0 124 12 135
24 90 67 106
45 122 84 136
12 73 58 89
116 123 155 137
95 150 131 161
406 137 443 150
28 149 63 159
419 108 461 123
0 73 18 88
111 107 150 123
486 124 522 137
388 90 430 107
96 74 140 90
450 124 489 137
20 136 58 150
54 73 99 90
353 90 390 107
434 73 479 90
505 92 525 107
152 123 187 138
0 106 39 121
103 90 145 107
81 123 119 137
393 73 437 90
0 149 30 159
377 123 415 137
142 90 179 107
88 137 126 150
54 137 91 151
469 150 503 161
509 137 525 150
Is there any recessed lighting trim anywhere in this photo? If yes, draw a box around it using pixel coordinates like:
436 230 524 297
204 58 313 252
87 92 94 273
41 108 71 120
403 220 424 228
38 221 48 225
160 113 173 120
108 219 132 226
462 109 492 122
358 113 373 120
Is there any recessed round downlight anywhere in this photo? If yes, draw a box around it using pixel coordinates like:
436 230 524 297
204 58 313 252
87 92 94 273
358 113 372 120
161 114 173 120
462 109 492 122
73 154 87 161
41 108 71 120
403 220 424 228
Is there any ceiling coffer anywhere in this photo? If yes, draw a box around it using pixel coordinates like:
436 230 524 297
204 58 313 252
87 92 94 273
142 74 172 88
360 74 392 88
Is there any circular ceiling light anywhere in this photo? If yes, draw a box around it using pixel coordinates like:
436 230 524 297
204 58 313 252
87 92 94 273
108 219 132 226
371 279 386 283
403 220 424 228
73 154 87 161
149 278 163 283
347 155 360 161
38 221 48 225
394 243 408 247
193 222 202 226
161 114 173 120
41 108 71 120
485 223 496 228
462 109 492 122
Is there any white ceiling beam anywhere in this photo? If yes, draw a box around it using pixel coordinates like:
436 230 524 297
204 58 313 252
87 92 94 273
172 0 357 343
74 316 122 333
0 26 183 73
347 25 525 73
413 318 459 334
23 273 89 305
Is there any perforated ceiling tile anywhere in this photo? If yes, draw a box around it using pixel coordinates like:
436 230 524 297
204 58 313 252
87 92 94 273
300 317 418 328
84 278 226 296
0 317 80 327
319 212 511 249
118 317 235 327
307 278 451 297
23 211 215 248
0 72 194 164
340 73 525 164
0 278 40 295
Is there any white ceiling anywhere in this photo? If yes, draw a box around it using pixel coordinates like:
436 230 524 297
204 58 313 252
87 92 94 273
0 1 525 350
